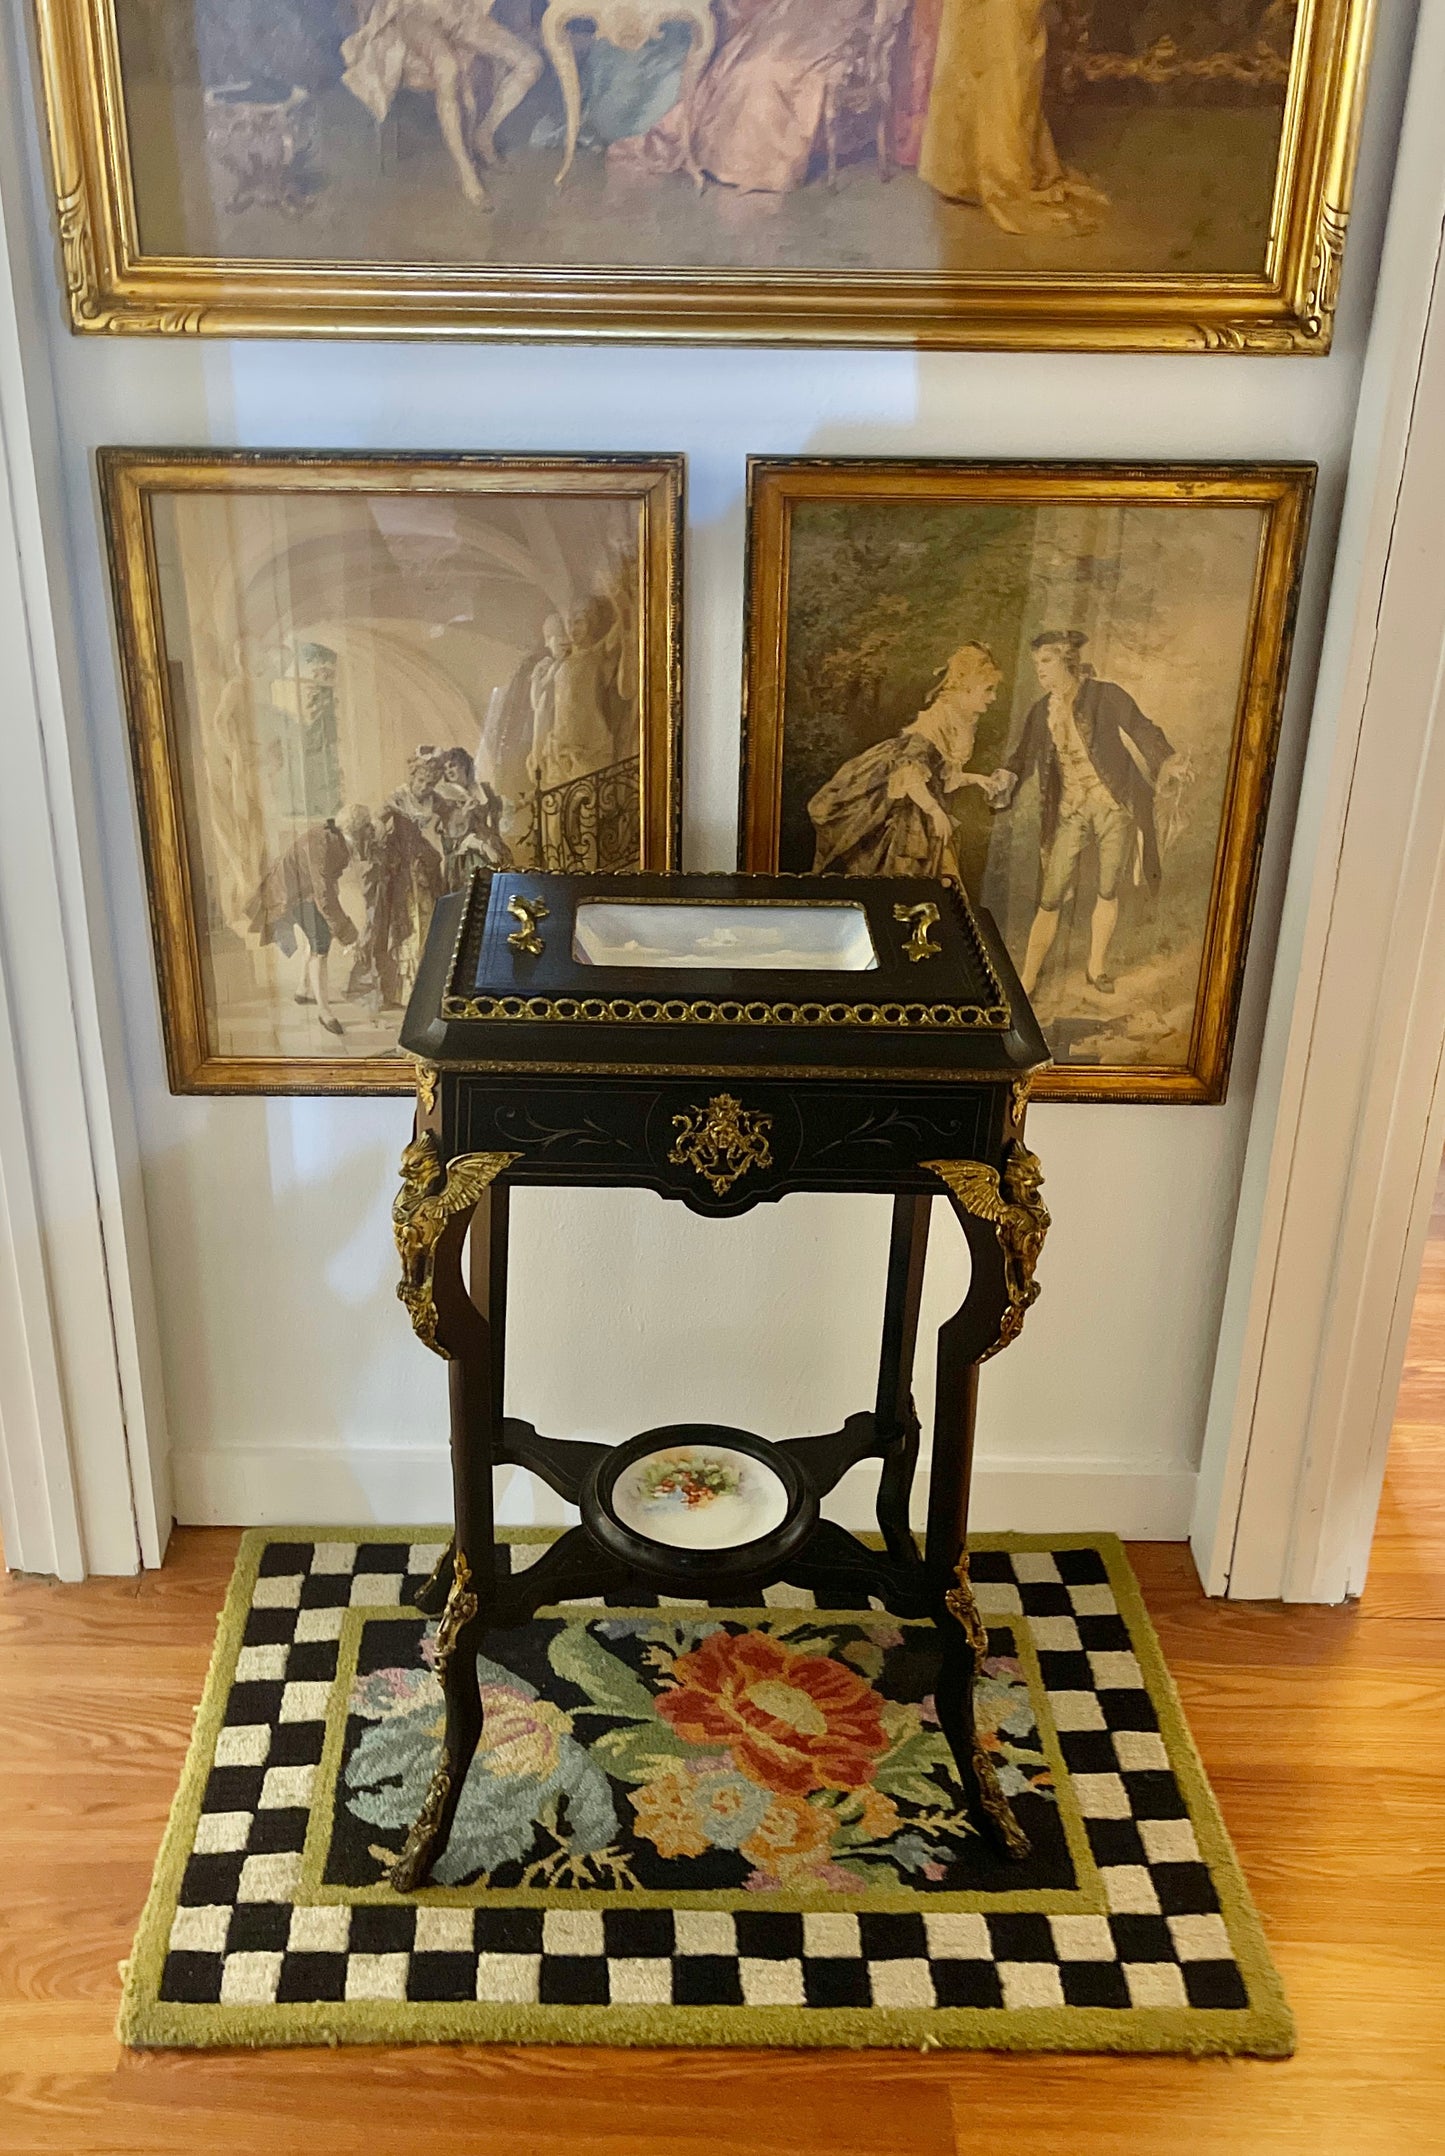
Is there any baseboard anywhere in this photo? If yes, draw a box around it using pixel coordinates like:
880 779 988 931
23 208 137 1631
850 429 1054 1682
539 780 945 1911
171 1446 1197 1543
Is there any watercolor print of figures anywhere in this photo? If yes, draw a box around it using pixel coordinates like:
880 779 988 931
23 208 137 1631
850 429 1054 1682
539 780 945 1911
101 453 681 1093
108 0 1301 271
741 461 1313 1103
42 2 1372 342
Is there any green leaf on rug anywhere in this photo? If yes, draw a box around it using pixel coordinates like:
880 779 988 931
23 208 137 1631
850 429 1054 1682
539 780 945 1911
588 1718 692 1784
548 1622 660 1719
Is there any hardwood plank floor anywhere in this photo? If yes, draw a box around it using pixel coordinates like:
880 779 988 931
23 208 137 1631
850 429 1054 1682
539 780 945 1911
4 1255 1444 2155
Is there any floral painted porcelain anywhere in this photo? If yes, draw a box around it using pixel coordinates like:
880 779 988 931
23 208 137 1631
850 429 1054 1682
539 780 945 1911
611 1444 792 1551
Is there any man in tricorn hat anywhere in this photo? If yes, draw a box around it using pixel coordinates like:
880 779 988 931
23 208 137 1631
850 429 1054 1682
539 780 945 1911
986 630 1176 998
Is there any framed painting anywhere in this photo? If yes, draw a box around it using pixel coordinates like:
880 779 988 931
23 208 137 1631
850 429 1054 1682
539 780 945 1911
739 458 1314 1103
101 448 683 1093
37 0 1373 348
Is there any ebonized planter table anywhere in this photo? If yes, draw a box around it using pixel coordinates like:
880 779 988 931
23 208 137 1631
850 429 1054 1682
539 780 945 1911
389 869 1051 1889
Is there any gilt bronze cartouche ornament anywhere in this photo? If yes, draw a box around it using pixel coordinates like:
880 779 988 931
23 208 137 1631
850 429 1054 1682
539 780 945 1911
667 1093 774 1196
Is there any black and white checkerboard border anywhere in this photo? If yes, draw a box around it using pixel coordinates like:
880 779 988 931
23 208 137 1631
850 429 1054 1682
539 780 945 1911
154 1536 1253 2021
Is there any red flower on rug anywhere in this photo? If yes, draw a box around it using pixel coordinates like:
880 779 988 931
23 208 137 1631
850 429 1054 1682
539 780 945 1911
656 1627 889 1795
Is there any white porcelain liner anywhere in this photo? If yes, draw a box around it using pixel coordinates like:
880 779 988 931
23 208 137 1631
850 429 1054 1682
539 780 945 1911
572 901 879 972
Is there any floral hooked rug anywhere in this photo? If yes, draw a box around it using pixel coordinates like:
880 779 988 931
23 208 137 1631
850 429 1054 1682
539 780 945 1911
118 1530 1292 2055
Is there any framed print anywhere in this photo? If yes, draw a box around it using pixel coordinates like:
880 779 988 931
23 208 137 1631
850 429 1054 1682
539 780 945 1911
37 0 1372 349
740 458 1314 1104
101 448 683 1094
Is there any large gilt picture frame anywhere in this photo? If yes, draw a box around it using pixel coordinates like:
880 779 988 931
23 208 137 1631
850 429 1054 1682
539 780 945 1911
101 448 683 1095
37 0 1373 349
740 458 1313 1104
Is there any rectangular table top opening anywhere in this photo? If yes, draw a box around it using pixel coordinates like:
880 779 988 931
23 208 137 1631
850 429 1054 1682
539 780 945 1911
571 900 879 972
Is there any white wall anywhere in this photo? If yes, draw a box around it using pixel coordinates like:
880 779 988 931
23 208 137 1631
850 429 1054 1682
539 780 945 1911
5 1 1420 1545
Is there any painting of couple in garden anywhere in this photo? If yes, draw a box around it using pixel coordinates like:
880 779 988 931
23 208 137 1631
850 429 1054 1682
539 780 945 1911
744 461 1312 1099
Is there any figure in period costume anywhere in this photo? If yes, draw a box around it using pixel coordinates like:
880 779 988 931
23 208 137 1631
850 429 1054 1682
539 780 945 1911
341 790 448 1011
428 747 513 888
340 0 543 208
568 20 694 149
917 0 1106 233
807 641 1002 879
609 0 875 194
892 0 944 169
244 818 358 1035
987 630 1176 997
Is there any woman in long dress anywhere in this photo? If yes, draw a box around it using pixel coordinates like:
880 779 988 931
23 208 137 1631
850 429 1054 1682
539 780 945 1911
807 641 1002 879
917 0 1104 234
609 0 874 195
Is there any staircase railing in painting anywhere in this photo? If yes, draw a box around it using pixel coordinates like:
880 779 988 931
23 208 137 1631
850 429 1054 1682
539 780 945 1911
528 755 641 874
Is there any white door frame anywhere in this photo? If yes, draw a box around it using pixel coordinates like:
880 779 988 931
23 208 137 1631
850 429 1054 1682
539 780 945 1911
1194 5 1445 1603
0 8 170 1576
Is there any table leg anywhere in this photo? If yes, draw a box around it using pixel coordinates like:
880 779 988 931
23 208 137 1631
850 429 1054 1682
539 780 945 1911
926 1202 1030 1860
875 1193 930 1564
411 1538 454 1617
470 1175 510 1433
390 1176 507 1891
411 1181 511 1617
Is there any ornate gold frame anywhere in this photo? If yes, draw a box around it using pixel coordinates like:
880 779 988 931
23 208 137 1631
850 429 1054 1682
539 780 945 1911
739 458 1315 1105
100 448 684 1095
33 0 1374 349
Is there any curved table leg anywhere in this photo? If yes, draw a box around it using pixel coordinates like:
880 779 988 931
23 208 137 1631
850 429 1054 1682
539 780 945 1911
390 1144 515 1887
918 1152 1049 1860
875 1414 920 1568
933 1579 1031 1861
874 1193 930 1564
390 1542 487 1890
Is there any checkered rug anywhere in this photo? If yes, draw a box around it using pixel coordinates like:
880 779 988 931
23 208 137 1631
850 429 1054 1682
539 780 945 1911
118 1530 1292 2053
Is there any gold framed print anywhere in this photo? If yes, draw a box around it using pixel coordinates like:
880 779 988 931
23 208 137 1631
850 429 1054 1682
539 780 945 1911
38 0 1373 349
740 458 1314 1104
101 448 683 1094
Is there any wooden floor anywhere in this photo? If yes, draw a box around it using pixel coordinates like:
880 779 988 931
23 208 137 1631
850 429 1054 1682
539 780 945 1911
4 1258 1445 2155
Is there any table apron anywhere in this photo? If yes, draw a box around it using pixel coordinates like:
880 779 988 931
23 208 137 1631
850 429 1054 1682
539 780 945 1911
446 1075 1004 1204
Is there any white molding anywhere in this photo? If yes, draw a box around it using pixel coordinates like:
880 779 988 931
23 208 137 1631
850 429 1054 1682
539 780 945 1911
173 1446 1195 1542
0 10 170 1574
0 907 84 1578
1195 4 1445 1602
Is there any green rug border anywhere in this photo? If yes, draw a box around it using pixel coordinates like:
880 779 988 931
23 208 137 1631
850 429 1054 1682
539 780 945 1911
118 1527 1295 2057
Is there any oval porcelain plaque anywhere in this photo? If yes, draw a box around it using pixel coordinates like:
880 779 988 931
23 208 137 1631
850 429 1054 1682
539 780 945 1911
610 1444 792 1551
